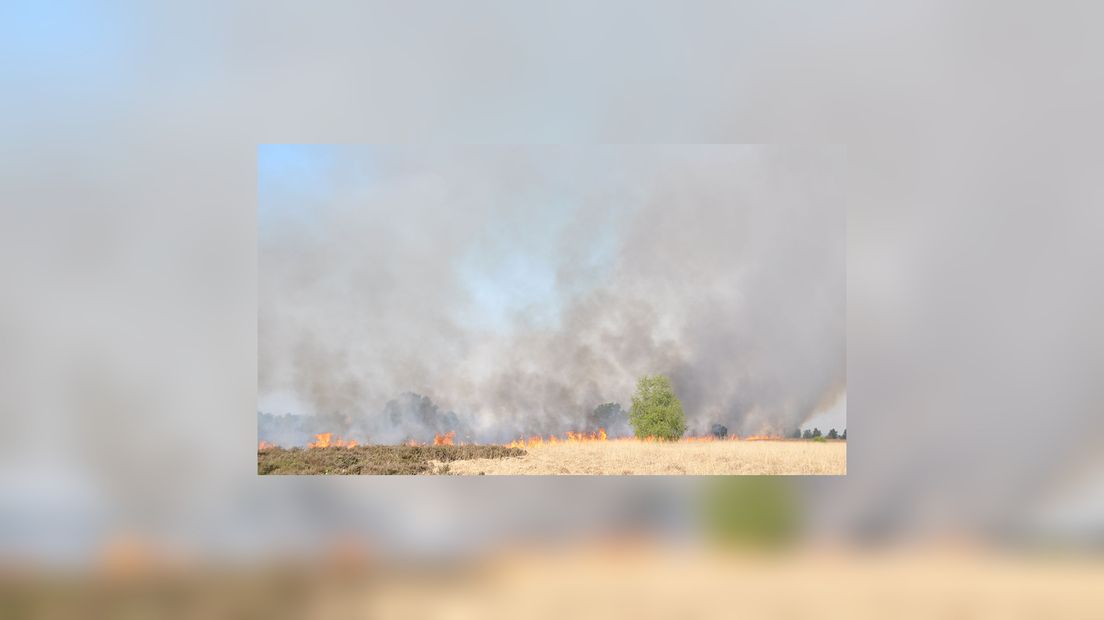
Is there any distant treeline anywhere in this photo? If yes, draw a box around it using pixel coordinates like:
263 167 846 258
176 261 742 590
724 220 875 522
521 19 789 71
790 428 845 440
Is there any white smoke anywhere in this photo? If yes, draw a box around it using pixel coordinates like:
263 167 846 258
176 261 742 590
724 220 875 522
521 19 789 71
259 145 844 441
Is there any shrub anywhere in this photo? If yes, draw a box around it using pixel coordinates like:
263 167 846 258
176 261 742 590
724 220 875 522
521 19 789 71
629 375 687 440
588 402 631 437
701 478 798 549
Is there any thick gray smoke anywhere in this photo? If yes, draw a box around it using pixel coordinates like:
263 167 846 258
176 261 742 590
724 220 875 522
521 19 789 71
259 392 474 445
259 145 844 443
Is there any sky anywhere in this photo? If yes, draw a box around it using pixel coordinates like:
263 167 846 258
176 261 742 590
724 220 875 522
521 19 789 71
802 394 847 434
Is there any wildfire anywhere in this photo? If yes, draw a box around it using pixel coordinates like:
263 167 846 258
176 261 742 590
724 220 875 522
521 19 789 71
262 429 783 451
308 433 359 449
506 428 609 449
504 429 783 448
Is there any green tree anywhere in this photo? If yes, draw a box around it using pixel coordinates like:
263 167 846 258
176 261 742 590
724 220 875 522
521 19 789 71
827 428 838 439
628 375 686 440
802 429 813 440
790 428 803 439
841 429 847 440
812 428 822 438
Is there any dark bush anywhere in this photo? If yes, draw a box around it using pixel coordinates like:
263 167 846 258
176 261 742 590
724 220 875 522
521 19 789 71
587 402 631 437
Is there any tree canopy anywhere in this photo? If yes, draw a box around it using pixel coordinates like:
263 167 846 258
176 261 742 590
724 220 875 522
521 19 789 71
628 375 687 440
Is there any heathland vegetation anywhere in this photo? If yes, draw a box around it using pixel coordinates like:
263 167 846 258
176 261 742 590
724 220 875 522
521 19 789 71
258 445 525 475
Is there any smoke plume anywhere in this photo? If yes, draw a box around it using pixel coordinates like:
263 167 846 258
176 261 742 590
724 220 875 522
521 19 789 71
259 145 844 443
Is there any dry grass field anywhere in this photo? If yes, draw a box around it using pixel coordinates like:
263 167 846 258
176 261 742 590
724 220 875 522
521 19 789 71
443 439 846 475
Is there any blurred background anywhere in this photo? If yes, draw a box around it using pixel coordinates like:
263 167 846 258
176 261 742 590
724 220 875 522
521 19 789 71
1 1 1102 617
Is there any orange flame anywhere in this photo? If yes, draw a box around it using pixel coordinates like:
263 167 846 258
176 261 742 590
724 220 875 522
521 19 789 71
308 433 358 449
258 440 274 451
292 429 781 449
502 429 785 447
506 428 609 449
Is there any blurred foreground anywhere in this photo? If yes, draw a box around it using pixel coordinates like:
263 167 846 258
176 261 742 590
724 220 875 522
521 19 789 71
5 542 1102 619
3 477 1101 618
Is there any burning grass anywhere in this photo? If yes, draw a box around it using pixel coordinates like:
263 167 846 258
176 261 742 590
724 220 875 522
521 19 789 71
257 445 526 475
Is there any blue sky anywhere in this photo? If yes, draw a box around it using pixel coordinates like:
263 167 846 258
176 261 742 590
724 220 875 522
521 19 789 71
257 145 349 242
258 144 340 206
2 1 132 92
260 144 620 334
